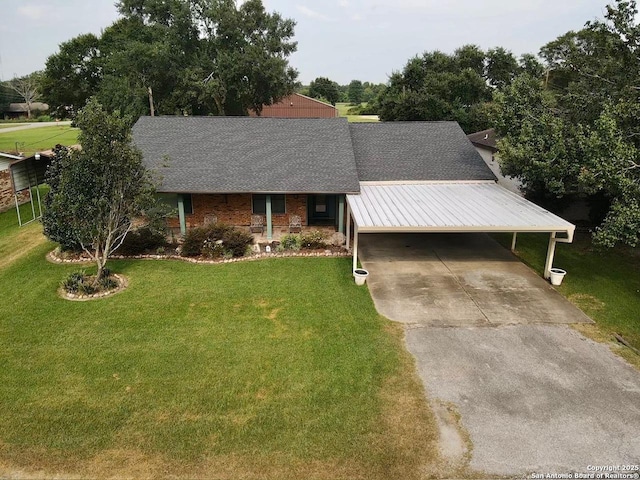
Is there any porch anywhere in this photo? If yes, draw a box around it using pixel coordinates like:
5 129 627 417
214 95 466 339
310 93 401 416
167 192 348 240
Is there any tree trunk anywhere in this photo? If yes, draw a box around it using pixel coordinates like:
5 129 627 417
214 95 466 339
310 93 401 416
26 102 31 119
148 86 155 117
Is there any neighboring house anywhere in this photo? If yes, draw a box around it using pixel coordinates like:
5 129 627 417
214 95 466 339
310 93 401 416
133 117 574 279
467 128 522 195
2 102 49 120
249 93 338 118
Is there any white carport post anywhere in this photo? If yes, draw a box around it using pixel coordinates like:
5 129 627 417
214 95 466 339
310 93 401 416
352 223 359 274
346 201 351 250
543 230 574 279
511 232 518 252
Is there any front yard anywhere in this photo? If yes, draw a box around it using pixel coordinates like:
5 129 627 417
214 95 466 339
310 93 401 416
0 207 438 479
0 125 79 154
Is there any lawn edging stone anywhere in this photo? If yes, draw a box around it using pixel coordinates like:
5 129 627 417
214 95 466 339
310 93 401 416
58 273 128 301
47 248 351 266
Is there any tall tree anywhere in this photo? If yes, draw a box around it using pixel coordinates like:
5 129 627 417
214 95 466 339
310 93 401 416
41 34 103 118
377 46 493 132
347 80 364 104
494 0 640 247
41 0 298 118
486 47 519 89
308 77 340 105
43 99 156 281
5 72 43 118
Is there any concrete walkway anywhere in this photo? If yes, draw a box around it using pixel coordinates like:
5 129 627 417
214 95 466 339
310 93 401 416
358 233 640 476
359 233 592 326
0 121 72 134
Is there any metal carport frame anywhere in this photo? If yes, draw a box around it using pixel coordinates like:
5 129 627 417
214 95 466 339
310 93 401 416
346 182 575 280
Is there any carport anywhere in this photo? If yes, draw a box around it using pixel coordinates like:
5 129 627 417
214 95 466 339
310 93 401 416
346 182 575 280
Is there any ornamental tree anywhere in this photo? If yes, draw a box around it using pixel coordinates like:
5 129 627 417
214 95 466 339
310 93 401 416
43 99 156 281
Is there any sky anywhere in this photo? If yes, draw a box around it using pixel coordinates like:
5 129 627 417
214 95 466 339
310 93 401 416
1 0 610 85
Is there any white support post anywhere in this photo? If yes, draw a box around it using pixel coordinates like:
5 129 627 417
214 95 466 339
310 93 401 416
338 195 345 234
346 201 351 250
544 232 557 279
177 195 186 236
511 232 518 252
36 186 42 218
14 194 22 227
352 224 359 274
266 194 273 241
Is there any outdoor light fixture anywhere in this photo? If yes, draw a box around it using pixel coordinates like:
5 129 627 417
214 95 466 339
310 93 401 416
35 153 40 160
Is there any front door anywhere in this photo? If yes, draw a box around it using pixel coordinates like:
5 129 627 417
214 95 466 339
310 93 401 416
308 194 337 226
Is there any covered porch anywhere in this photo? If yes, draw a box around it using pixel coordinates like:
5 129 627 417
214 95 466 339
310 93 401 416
346 182 575 280
170 192 348 240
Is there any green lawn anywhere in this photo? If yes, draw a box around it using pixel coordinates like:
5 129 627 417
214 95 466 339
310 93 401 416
336 102 380 123
0 125 79 154
494 232 640 353
0 207 438 479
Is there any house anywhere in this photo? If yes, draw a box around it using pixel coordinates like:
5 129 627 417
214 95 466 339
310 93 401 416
249 93 338 118
467 128 522 194
133 117 575 279
2 102 49 120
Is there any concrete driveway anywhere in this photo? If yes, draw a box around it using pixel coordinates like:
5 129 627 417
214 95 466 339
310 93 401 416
359 233 592 326
358 233 640 475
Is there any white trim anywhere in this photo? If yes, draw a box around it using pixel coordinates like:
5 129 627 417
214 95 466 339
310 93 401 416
354 225 575 235
358 180 496 186
293 93 338 109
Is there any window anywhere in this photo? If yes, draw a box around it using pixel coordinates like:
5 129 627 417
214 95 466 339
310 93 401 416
157 193 193 215
252 194 286 214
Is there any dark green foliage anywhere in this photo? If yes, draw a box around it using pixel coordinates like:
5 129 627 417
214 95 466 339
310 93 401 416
279 233 301 251
42 0 298 118
42 99 156 279
118 227 168 255
347 80 364 104
308 77 340 105
494 0 640 247
181 224 253 258
62 271 87 293
299 230 327 250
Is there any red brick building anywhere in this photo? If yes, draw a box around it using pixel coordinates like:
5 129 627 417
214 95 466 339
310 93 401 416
249 93 338 118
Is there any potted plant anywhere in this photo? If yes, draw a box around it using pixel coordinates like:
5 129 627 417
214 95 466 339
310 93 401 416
353 269 369 286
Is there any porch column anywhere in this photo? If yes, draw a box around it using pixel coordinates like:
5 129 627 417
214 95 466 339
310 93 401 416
346 201 351 250
266 194 273 241
177 194 186 236
511 232 518 252
543 232 557 279
338 195 345 234
352 223 359 274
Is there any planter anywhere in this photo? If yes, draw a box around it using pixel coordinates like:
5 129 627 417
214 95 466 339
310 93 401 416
549 268 567 286
354 268 369 286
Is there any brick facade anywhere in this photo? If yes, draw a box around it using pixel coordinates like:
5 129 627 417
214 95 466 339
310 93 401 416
0 169 29 213
168 193 309 230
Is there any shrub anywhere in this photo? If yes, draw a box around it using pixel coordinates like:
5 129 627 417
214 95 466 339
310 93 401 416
300 230 327 250
181 223 253 258
62 271 85 293
279 234 301 251
222 229 254 257
119 227 168 255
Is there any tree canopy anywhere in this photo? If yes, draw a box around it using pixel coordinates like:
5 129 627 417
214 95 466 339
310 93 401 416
377 45 540 132
43 99 156 280
41 0 298 118
494 0 640 248
308 77 341 105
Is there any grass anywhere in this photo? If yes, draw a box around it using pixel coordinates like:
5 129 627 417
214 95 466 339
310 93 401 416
336 102 380 123
0 125 79 154
0 192 47 270
494 232 640 354
0 124 19 130
0 208 439 479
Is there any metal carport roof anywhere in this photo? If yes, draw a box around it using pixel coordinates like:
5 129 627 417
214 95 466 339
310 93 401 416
345 182 575 280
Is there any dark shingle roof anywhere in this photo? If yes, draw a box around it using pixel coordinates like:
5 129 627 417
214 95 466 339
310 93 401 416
467 128 498 152
349 122 497 182
132 116 360 194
